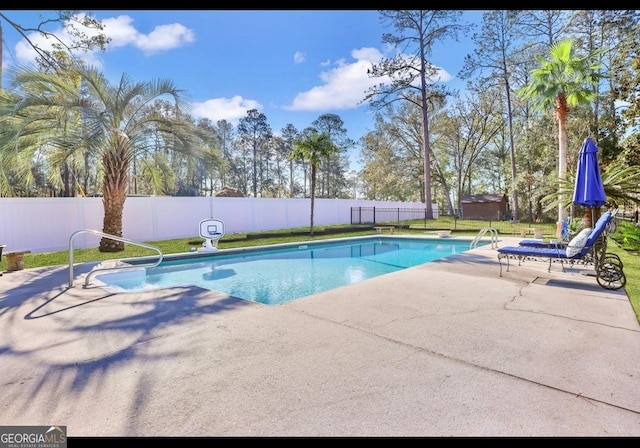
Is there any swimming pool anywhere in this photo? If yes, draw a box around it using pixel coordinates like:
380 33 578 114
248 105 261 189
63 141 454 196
95 236 486 305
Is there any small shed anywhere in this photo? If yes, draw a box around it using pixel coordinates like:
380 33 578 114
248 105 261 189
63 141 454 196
461 194 508 220
215 186 245 197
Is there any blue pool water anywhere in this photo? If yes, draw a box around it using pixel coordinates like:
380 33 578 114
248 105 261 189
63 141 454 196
96 236 485 305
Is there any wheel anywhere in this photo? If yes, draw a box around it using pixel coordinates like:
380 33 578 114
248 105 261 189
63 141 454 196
602 253 623 269
596 262 627 290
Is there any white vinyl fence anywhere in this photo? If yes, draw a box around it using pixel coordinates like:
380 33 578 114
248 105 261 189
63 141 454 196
0 196 434 253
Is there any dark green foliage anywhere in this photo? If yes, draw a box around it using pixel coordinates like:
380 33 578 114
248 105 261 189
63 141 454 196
611 220 640 251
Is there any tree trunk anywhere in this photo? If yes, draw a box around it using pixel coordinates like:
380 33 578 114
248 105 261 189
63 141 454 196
556 97 568 224
583 206 602 229
99 142 129 252
309 165 316 237
504 77 519 221
100 191 126 252
418 36 433 219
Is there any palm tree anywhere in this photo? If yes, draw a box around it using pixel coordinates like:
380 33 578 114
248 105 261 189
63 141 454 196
539 160 640 226
290 132 337 236
1 64 205 251
517 39 603 225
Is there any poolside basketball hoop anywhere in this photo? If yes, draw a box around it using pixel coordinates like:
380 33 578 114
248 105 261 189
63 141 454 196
198 219 225 252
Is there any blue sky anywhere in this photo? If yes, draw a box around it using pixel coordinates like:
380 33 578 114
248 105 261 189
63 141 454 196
1 10 483 168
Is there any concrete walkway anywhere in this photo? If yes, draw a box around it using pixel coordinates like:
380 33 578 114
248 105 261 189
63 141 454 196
1 237 639 437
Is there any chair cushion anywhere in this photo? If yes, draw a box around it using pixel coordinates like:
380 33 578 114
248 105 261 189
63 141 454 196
566 228 592 257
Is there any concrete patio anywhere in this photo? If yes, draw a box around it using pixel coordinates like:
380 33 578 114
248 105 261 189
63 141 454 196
1 236 639 437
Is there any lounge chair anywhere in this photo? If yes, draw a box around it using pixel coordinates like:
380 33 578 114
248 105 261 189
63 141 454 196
518 216 577 248
517 211 623 267
497 211 626 290
519 239 567 249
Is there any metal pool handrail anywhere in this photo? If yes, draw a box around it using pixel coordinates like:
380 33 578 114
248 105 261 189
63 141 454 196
68 229 163 288
470 227 498 249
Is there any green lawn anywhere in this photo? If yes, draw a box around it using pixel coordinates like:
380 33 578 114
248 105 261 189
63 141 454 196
3 223 639 324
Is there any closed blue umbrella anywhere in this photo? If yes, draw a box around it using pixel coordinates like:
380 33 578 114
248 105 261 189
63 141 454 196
573 137 606 227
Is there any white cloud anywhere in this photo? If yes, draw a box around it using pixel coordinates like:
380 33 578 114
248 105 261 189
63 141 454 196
99 15 140 48
192 96 263 125
14 12 105 68
12 13 195 68
284 47 386 111
102 16 195 54
284 47 451 112
293 51 306 64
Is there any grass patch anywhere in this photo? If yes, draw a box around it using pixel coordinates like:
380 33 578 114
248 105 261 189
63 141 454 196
607 242 640 322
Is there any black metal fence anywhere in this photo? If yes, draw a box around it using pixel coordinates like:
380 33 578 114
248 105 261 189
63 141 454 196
350 206 639 236
351 207 544 235
350 207 439 225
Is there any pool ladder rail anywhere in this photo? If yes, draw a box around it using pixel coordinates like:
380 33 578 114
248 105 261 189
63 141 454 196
470 227 498 249
68 229 163 288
